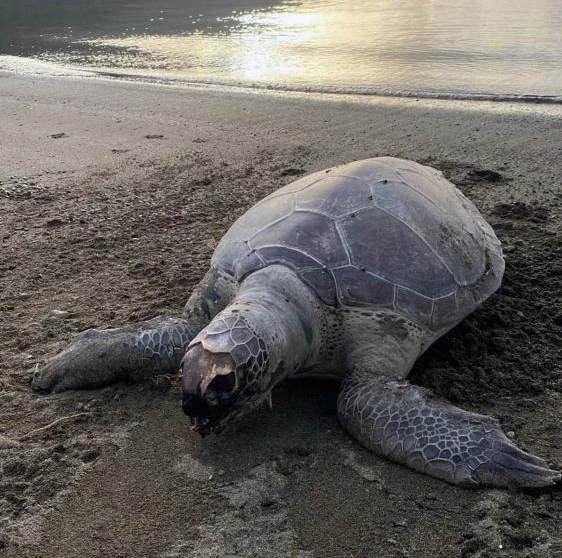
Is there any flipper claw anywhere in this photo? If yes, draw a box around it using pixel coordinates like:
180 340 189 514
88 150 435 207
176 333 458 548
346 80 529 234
471 438 561 488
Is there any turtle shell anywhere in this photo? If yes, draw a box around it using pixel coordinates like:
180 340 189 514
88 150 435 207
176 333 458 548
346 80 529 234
211 157 504 332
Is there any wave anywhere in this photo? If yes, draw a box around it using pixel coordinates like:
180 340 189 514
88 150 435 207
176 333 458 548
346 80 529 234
2 55 560 105
0 55 97 77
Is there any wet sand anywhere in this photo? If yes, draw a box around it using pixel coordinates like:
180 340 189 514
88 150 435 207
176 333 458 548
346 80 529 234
0 73 561 558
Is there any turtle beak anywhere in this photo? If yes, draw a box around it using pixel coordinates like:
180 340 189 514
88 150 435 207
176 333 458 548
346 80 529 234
181 369 239 437
181 391 213 437
180 343 241 436
187 416 213 437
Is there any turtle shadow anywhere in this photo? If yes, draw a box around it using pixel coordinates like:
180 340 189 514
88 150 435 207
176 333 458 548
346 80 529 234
198 378 341 471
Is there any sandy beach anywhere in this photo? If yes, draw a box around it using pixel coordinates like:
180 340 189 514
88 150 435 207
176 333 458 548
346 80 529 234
1 72 561 558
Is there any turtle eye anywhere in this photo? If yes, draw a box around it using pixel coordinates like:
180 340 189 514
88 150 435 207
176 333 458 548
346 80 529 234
209 373 236 393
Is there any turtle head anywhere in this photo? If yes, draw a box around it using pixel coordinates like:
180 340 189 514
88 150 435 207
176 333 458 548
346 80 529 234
180 315 272 436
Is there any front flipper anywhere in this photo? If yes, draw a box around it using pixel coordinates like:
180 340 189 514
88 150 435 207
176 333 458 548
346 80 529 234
337 375 561 488
32 317 193 393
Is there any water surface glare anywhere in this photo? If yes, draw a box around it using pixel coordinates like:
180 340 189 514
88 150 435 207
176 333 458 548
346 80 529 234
1 0 561 100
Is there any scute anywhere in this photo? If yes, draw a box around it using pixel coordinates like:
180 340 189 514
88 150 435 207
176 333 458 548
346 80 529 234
332 158 403 184
234 251 264 282
431 293 459 330
370 179 486 286
339 207 456 298
395 288 433 328
296 175 372 217
254 246 321 272
212 157 504 331
300 268 337 306
217 192 295 250
333 266 395 307
250 211 348 268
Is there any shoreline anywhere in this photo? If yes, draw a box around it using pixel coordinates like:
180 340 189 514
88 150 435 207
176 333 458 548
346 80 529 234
1 70 561 557
1 55 562 107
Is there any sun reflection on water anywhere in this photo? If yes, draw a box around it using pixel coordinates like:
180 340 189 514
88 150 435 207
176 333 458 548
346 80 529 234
38 0 562 97
79 5 329 82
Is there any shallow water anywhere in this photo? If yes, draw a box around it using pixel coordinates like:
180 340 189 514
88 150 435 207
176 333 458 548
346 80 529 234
1 0 561 100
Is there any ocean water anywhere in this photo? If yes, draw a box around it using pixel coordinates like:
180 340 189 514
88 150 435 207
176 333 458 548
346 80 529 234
1 0 561 101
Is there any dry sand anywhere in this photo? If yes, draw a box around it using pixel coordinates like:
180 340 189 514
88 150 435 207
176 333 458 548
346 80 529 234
1 72 561 558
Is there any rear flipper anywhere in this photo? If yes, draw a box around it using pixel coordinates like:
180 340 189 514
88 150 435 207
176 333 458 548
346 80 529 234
337 374 561 488
32 317 193 393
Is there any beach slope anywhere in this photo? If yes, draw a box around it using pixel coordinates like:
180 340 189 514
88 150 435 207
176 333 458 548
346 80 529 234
1 73 561 557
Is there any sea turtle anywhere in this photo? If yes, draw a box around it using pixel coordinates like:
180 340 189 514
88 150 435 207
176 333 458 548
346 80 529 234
32 157 560 488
